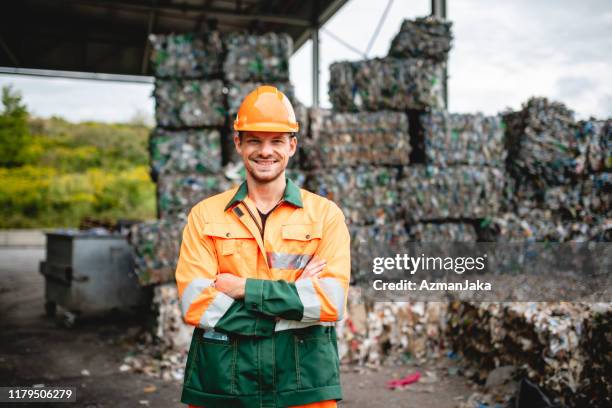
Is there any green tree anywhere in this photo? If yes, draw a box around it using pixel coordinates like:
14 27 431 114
0 85 30 167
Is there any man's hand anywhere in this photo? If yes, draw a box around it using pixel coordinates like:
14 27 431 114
297 256 326 280
215 273 246 299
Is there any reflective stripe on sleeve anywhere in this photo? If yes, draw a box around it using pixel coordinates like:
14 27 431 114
318 277 346 320
180 277 214 317
295 278 321 321
200 292 234 329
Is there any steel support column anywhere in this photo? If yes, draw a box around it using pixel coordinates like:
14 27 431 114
312 26 320 107
431 0 448 108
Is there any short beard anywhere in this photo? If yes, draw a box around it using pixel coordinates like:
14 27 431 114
247 164 285 184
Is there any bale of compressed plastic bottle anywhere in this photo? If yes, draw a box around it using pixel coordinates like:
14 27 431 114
407 222 477 242
576 119 611 173
148 32 223 78
305 166 401 226
398 165 506 221
129 216 187 286
304 109 410 169
149 128 222 181
154 79 226 128
349 221 410 283
504 97 580 186
329 58 444 112
421 110 506 167
157 174 235 219
223 32 292 82
388 16 453 62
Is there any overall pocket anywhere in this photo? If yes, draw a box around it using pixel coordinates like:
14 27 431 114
183 328 201 389
195 330 237 395
294 326 340 390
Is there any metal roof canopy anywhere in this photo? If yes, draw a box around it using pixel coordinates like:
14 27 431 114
0 0 348 90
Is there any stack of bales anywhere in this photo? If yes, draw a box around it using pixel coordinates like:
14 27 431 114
131 33 230 289
447 101 611 405
129 31 305 349
321 17 450 282
480 98 611 244
224 32 309 180
324 17 477 363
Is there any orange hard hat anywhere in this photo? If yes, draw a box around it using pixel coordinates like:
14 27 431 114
233 85 299 133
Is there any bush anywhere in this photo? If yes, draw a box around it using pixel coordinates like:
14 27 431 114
0 166 156 228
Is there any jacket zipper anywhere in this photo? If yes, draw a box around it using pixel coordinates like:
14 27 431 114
240 199 284 241
240 202 263 238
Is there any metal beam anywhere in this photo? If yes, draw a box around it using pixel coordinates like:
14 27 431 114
311 0 320 108
70 0 311 26
141 9 157 74
312 27 319 107
0 67 153 84
294 0 349 50
431 0 448 108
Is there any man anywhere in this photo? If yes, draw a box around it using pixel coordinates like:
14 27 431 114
175 85 351 408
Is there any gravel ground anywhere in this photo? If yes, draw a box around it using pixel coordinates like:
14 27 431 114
0 247 474 408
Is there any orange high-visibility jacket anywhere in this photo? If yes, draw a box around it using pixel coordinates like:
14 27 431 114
176 178 350 408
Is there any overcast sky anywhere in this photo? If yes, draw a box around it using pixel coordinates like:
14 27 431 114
1 0 610 122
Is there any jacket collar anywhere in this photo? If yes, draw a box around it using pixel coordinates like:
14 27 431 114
224 177 303 211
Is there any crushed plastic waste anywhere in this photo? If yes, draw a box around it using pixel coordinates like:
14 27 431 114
129 217 186 286
329 57 444 112
223 32 292 82
131 21 610 408
148 32 223 78
504 97 579 186
157 174 235 219
149 128 222 180
388 16 453 62
304 109 410 168
386 371 421 389
408 222 477 242
421 110 506 167
337 291 450 365
305 166 400 226
398 166 506 221
577 119 611 173
154 79 226 128
448 301 611 406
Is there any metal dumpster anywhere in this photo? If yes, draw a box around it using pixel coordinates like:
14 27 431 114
39 231 148 321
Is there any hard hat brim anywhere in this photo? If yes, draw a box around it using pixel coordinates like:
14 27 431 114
233 121 299 133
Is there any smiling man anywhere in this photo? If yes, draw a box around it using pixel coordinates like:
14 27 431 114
175 85 351 408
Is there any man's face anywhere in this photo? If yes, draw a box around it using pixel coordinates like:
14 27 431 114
234 131 297 183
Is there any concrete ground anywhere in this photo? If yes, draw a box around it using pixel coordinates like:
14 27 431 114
0 247 475 408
